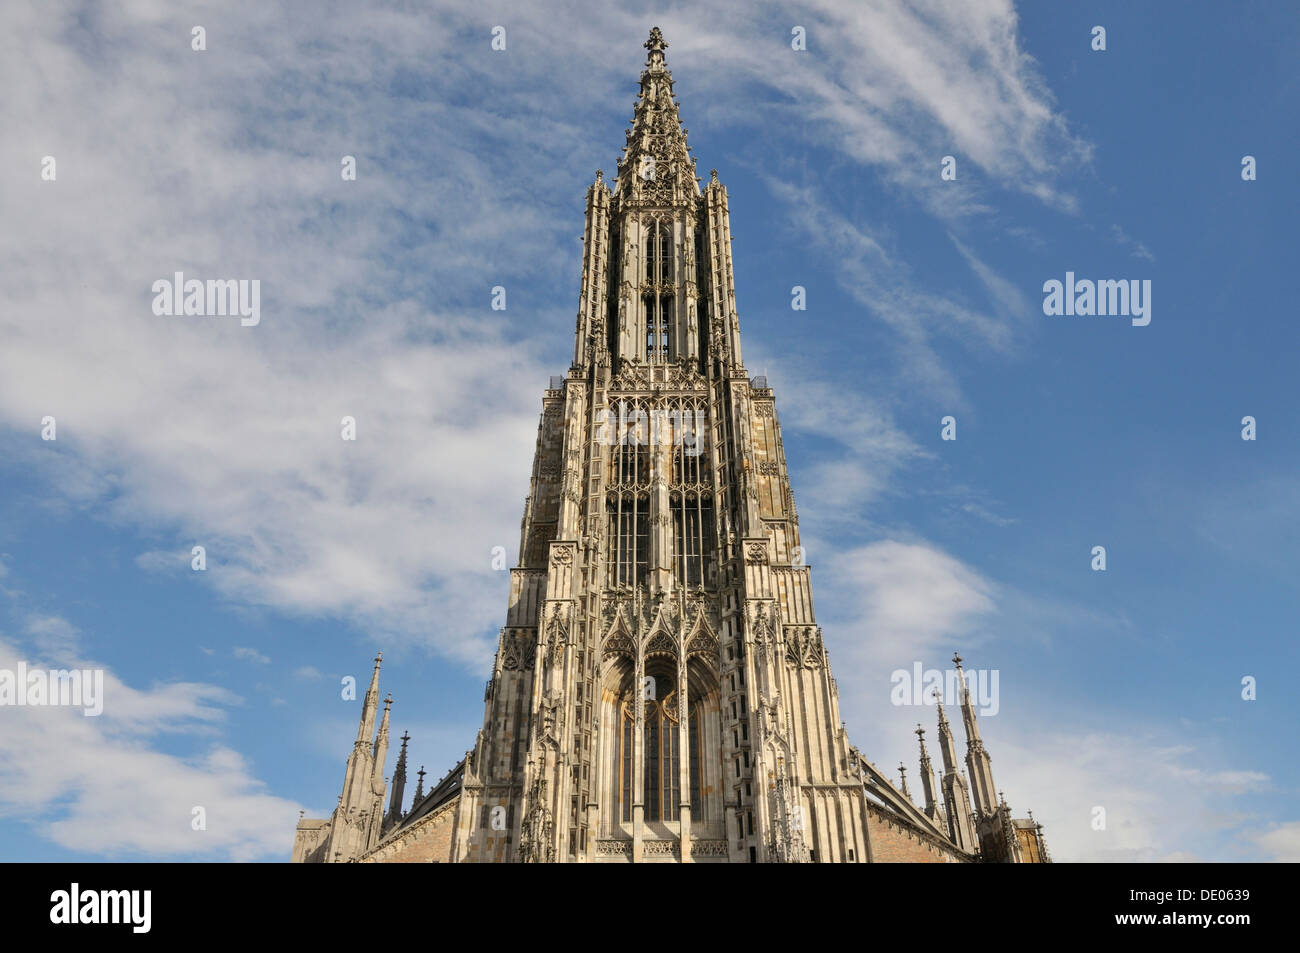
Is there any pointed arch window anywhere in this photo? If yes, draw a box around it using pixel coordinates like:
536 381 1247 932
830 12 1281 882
644 220 675 363
612 682 702 823
644 293 674 362
644 219 672 286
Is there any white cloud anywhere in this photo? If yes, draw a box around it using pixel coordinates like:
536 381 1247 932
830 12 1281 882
983 730 1271 862
0 636 298 859
1252 822 1300 862
232 646 271 665
761 178 1029 408
24 614 82 662
824 539 998 669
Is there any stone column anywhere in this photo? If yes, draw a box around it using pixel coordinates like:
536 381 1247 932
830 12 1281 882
677 648 691 862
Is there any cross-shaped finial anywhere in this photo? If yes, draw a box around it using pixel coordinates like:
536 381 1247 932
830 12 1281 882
952 651 963 668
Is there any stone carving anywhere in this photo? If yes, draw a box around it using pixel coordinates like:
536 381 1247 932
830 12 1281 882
768 761 811 864
750 602 776 659
645 630 677 658
501 628 536 671
518 775 554 863
745 542 768 564
784 626 824 669
545 604 570 664
534 689 563 750
691 839 728 856
603 630 635 662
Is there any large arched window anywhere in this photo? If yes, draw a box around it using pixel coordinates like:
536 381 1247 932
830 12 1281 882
613 678 703 823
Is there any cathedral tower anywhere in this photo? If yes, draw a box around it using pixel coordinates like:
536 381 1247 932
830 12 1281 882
454 27 870 863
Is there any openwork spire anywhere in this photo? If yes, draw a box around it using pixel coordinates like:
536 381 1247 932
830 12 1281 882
616 27 699 204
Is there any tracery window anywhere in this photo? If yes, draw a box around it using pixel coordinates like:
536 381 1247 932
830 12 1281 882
613 680 703 823
607 400 650 587
644 218 672 285
668 402 715 588
644 293 674 362
643 219 674 363
671 494 715 588
607 499 648 588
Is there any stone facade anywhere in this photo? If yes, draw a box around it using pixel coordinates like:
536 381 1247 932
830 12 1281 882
291 27 1050 866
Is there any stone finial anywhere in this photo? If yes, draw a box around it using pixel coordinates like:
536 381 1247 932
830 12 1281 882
645 26 667 55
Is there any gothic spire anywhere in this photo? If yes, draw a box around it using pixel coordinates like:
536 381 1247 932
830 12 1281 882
935 689 959 773
355 652 382 747
385 730 410 829
616 27 699 203
953 652 983 746
413 766 426 804
953 652 998 817
934 687 977 852
897 763 911 802
915 723 942 822
372 694 392 789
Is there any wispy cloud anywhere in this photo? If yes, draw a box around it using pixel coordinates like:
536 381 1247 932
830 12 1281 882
232 646 271 665
1111 224 1155 262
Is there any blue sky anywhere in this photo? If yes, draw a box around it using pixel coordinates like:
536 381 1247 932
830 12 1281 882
0 0 1296 862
